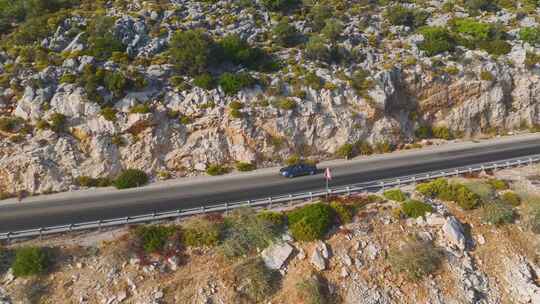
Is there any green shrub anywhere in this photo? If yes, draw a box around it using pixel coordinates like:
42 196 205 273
133 225 177 253
12 247 49 277
415 125 432 139
462 180 495 201
232 257 279 302
482 200 515 225
221 209 279 258
350 69 373 96
295 274 330 304
285 154 301 166
272 19 299 47
329 201 353 224
486 179 508 190
416 179 480 210
478 39 511 56
519 27 540 45
169 29 215 76
401 200 433 219
206 164 227 176
277 98 297 110
432 126 452 140
49 113 66 132
218 72 255 95
305 35 330 62
356 141 373 155
308 3 333 32
304 71 323 90
229 100 244 110
193 73 214 89
386 5 429 29
383 189 407 202
100 107 117 121
236 161 256 172
261 0 298 11
60 73 77 84
0 116 22 133
336 143 354 159
480 70 494 81
257 211 285 229
388 238 442 281
216 34 278 72
321 18 343 43
114 169 149 189
104 71 128 98
501 191 521 207
182 218 222 247
129 104 151 114
418 26 455 56
287 203 335 242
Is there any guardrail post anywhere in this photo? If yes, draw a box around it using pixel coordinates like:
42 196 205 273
506 161 510 168
247 200 252 208
396 179 401 187
493 163 498 171
309 192 313 202
346 186 351 196
6 232 11 243
412 176 416 186
530 158 533 166
454 169 459 176
268 197 272 209
125 217 129 224
152 211 156 219
224 203 229 215
468 167 473 174
69 224 74 231
289 194 293 207
39 228 43 240
98 220 102 231
201 206 205 214
380 181 385 191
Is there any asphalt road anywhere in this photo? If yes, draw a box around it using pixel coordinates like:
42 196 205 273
0 134 539 233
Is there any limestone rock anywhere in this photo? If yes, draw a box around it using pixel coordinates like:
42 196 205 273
261 242 294 270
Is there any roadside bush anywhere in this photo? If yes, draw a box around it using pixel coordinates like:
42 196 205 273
114 169 149 189
256 211 285 230
356 141 373 155
501 191 521 207
232 257 280 302
169 29 215 76
330 201 354 224
463 180 495 201
295 274 330 304
415 125 432 139
336 143 354 159
388 238 442 281
383 189 407 202
236 161 256 172
182 218 223 247
416 179 480 210
12 247 49 277
285 154 301 166
529 205 540 234
206 164 227 176
487 179 508 190
221 208 279 258
133 225 177 253
401 200 433 219
418 26 455 56
218 72 255 95
287 203 335 241
432 126 452 140
482 200 515 225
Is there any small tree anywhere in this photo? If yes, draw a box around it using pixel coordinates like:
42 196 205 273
12 247 49 277
133 225 177 253
114 169 149 189
273 19 299 47
169 29 214 76
288 203 335 241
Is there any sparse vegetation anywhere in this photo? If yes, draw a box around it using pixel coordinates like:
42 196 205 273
232 257 279 302
133 225 178 254
182 217 223 247
206 164 228 176
401 200 433 219
482 200 515 225
388 237 443 281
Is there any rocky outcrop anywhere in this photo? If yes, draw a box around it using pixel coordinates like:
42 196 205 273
504 256 540 304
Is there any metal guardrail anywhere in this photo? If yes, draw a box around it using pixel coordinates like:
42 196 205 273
1 154 540 241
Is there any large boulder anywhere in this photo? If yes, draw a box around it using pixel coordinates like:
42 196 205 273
442 216 466 250
261 242 294 270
